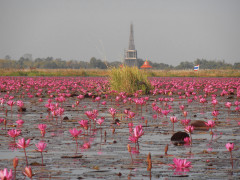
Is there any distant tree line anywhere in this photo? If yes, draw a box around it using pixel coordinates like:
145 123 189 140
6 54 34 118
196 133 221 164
0 55 239 70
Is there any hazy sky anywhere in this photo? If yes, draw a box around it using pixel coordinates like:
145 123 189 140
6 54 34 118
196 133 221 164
0 0 239 65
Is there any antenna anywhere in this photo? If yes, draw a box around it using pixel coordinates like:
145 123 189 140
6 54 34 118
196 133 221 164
95 39 109 68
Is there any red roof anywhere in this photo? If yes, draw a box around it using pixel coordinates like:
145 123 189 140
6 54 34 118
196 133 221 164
140 59 152 69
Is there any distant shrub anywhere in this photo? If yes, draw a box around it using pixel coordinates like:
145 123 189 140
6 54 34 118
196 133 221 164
14 71 28 76
109 66 152 95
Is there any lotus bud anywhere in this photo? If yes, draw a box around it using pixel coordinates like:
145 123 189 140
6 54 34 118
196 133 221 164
127 144 131 153
23 166 33 178
165 144 168 155
13 157 19 168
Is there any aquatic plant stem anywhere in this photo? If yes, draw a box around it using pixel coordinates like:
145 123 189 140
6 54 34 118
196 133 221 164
24 148 28 166
14 167 16 180
210 128 213 140
41 152 44 166
189 133 192 146
75 137 78 154
130 152 133 164
127 144 133 164
230 151 233 169
4 119 7 130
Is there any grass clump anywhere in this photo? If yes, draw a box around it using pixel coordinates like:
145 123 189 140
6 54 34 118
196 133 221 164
109 66 152 95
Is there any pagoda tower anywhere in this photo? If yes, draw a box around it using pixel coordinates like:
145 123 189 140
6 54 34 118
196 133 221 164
124 24 139 67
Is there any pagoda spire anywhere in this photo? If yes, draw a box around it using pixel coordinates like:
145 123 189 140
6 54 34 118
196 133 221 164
128 23 135 50
124 23 138 67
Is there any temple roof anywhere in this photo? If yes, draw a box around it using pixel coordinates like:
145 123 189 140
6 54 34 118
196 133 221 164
140 59 152 69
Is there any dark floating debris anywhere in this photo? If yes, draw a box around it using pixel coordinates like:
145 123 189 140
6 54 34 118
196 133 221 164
117 172 122 176
191 120 208 131
171 131 189 145
63 116 69 120
114 119 120 124
70 93 78 97
61 155 83 159
227 96 234 99
18 107 26 112
30 162 44 166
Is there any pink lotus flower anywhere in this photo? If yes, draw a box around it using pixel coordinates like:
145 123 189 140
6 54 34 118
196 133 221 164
130 147 140 154
17 100 24 108
205 120 215 138
85 111 93 119
101 101 106 105
169 158 192 169
16 138 31 166
7 100 15 111
170 116 177 123
16 119 24 127
205 120 215 128
57 107 64 116
97 118 104 126
179 105 185 111
92 109 98 117
226 143 234 169
162 110 170 117
35 141 47 152
170 116 177 131
128 122 133 128
185 125 194 145
127 111 135 119
185 125 194 134
212 110 219 117
78 120 88 130
152 114 157 119
211 99 218 106
187 99 193 103
184 137 191 145
129 136 138 143
16 138 31 149
77 94 84 99
108 108 117 121
69 128 82 154
8 129 21 142
0 168 13 180
181 119 191 126
199 98 207 104
38 124 47 137
69 128 82 138
133 124 144 139
7 100 15 107
35 141 47 165
226 143 234 152
82 142 91 149
225 102 232 109
235 106 240 111
0 118 4 124
0 98 5 106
